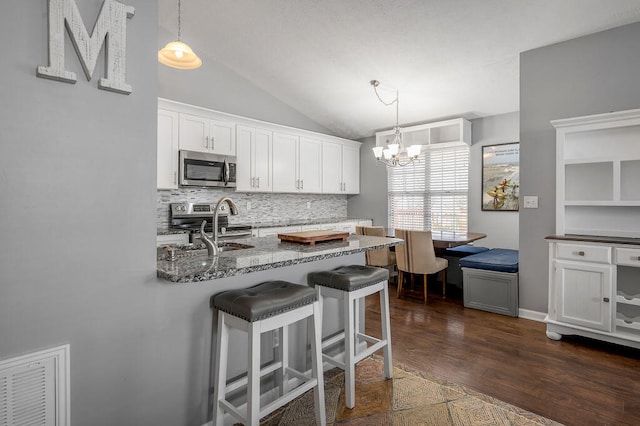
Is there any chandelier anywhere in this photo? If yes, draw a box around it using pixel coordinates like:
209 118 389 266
158 0 202 70
370 80 421 167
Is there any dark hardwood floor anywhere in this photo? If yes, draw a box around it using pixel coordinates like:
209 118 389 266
365 283 640 426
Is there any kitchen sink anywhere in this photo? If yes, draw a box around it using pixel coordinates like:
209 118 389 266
217 242 255 252
158 242 255 261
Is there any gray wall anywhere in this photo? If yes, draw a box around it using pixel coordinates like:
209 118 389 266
520 22 640 313
347 136 388 225
469 112 520 249
0 1 163 425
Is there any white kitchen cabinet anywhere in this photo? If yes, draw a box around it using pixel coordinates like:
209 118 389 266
545 237 640 349
552 258 614 332
322 141 360 194
552 108 640 238
272 133 322 193
236 125 272 192
157 108 179 189
179 113 236 156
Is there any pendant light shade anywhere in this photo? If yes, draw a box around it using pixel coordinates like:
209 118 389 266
158 41 202 69
158 0 202 70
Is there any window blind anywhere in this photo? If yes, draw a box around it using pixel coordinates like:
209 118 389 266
388 145 469 232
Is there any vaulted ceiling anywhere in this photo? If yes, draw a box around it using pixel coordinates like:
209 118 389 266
158 0 640 139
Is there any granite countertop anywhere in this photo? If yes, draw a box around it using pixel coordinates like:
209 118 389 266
157 234 402 283
546 234 640 245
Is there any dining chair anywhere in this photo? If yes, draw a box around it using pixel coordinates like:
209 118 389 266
394 229 448 304
355 226 397 280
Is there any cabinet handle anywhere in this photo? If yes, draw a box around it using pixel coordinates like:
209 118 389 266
251 177 255 188
256 177 260 188
301 179 304 190
173 171 177 185
603 297 610 303
578 251 585 256
210 136 214 149
205 136 209 149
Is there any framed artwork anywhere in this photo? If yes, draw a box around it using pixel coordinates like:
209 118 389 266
482 142 520 211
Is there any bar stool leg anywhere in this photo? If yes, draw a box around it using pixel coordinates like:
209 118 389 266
213 311 229 426
247 323 261 426
380 281 393 379
278 325 289 397
344 294 356 409
309 300 326 426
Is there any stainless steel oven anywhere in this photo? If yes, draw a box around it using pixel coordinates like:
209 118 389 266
178 150 237 188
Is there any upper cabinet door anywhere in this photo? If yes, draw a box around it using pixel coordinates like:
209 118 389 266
322 141 342 193
211 120 236 156
298 137 322 193
254 129 273 192
236 125 272 192
179 113 209 153
178 113 236 155
272 132 299 192
157 108 179 189
235 125 254 192
341 143 360 194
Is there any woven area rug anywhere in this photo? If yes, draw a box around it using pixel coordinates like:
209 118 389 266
255 357 563 425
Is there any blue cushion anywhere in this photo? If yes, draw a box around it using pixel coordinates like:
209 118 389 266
459 249 519 273
444 245 489 257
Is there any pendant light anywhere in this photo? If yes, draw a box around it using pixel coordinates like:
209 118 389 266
370 80 421 167
158 0 202 70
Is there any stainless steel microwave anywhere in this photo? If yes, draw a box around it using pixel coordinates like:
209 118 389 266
178 150 237 188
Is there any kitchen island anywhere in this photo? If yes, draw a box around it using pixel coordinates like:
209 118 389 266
157 234 402 283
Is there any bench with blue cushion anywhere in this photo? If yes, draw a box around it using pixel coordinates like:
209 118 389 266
460 248 519 317
444 245 490 257
443 245 490 288
459 248 519 272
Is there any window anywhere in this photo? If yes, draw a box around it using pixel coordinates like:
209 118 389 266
388 145 469 232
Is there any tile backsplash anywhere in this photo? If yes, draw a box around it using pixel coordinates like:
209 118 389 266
157 188 348 231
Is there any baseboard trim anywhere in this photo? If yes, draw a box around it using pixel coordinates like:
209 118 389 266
518 308 546 322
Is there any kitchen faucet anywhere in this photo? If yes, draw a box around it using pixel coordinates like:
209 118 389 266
200 196 239 257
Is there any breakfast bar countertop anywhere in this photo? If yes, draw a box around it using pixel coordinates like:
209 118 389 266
157 234 403 283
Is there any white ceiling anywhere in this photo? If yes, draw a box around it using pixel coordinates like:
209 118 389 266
158 0 640 139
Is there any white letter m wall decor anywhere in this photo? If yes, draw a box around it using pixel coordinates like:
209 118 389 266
37 0 135 94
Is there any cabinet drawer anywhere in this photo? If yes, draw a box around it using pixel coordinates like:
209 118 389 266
615 247 640 267
556 243 611 264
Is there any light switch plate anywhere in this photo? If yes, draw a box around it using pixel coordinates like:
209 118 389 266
523 196 538 208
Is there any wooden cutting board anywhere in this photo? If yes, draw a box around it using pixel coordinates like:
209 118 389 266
278 230 349 245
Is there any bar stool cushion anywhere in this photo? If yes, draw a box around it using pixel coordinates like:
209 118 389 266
212 281 317 322
308 265 389 292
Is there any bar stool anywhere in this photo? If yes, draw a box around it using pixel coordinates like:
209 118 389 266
308 265 393 409
211 281 326 426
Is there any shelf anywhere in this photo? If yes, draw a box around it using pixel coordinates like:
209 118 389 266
564 161 613 201
621 160 640 200
375 117 471 149
616 294 640 306
616 318 640 332
564 201 640 206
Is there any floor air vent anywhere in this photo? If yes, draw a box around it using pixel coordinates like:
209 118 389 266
0 345 69 426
